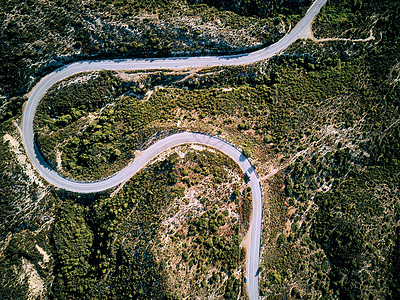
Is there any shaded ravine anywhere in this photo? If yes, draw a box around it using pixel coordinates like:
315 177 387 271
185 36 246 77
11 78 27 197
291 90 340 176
21 0 327 298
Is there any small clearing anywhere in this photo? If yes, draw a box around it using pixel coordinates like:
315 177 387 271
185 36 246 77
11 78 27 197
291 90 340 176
3 133 47 198
20 258 45 300
35 245 50 263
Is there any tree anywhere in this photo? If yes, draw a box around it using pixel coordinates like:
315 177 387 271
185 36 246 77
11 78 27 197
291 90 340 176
242 148 251 158
112 148 121 157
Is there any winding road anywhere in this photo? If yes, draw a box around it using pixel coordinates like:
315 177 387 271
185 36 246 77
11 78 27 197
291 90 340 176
21 0 327 298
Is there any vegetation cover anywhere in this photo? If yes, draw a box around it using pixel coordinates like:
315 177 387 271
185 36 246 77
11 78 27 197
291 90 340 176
0 0 306 101
30 0 400 296
47 148 250 299
187 0 312 19
1 0 400 299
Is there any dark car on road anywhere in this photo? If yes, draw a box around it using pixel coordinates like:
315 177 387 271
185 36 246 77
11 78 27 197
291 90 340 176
244 171 250 183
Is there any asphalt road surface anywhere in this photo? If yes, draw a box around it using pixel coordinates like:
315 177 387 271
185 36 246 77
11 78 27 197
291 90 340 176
21 0 327 298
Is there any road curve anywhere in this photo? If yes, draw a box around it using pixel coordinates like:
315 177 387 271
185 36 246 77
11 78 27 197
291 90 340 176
21 0 327 299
